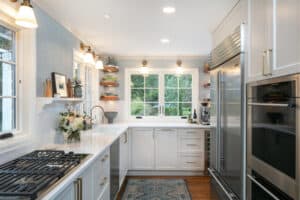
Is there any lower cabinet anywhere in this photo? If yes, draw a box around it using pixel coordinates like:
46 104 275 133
155 128 178 170
130 128 207 172
52 183 75 200
52 149 110 200
120 131 129 187
131 128 155 170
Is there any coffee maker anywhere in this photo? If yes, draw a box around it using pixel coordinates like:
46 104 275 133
200 102 210 125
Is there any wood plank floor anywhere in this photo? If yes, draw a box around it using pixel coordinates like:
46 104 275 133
117 176 213 200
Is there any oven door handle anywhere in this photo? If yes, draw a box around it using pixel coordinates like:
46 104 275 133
208 168 237 200
247 174 280 200
247 102 290 107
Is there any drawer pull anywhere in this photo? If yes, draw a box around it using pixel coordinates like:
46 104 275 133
186 161 197 164
186 144 198 146
186 131 197 134
101 154 109 162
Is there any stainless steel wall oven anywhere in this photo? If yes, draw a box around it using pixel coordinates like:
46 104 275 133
247 74 300 200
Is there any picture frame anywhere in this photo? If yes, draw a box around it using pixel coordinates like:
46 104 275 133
51 72 68 97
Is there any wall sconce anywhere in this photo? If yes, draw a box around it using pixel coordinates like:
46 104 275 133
176 59 183 74
95 55 104 69
80 42 95 65
140 59 149 75
11 0 38 29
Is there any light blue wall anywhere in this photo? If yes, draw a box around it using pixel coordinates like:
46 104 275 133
34 4 80 96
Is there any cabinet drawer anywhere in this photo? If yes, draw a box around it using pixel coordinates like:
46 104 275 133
179 129 205 138
131 128 154 134
178 153 204 170
179 138 204 153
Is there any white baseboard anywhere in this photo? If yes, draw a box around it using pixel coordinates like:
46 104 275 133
127 170 207 176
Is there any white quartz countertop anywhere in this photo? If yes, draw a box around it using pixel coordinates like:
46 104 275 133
117 122 211 128
41 124 128 199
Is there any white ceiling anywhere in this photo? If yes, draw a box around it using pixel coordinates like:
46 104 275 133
34 0 238 56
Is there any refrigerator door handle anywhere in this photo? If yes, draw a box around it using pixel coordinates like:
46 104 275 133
208 168 237 200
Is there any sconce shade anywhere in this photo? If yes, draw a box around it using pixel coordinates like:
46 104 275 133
15 3 38 29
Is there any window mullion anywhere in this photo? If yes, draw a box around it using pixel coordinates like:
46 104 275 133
160 73 164 117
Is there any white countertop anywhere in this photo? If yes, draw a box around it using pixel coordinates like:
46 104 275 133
41 124 128 199
117 122 211 129
0 122 210 199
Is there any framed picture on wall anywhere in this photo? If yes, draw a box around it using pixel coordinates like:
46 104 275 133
51 72 68 97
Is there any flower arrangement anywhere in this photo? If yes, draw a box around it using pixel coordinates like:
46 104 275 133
58 111 92 142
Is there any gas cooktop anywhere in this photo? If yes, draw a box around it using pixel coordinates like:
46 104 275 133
0 150 88 200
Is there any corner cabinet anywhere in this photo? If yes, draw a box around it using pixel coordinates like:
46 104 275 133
248 0 300 82
131 128 155 170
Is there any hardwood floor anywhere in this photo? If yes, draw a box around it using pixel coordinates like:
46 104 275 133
117 176 213 200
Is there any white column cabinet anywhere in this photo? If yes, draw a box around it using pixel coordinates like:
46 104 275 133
131 128 155 170
155 128 178 170
52 183 75 200
248 0 300 82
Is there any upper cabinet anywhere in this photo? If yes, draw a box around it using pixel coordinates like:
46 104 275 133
248 0 300 82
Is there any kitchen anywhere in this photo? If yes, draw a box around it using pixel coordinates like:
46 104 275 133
0 0 299 200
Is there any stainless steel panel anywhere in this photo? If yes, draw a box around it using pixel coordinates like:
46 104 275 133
219 55 243 198
208 25 244 70
247 74 300 200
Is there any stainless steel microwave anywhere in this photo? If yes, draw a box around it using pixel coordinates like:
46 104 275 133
247 74 300 200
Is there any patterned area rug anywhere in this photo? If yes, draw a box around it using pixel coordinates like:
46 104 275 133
121 179 191 200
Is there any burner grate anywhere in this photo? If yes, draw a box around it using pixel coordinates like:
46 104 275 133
0 150 88 200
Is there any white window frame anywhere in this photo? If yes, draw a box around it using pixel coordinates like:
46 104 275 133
0 21 20 134
125 68 199 122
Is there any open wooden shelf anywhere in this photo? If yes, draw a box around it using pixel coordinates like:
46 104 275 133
100 96 119 101
100 81 119 87
102 65 119 73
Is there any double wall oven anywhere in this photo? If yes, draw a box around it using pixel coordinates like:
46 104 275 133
247 74 300 200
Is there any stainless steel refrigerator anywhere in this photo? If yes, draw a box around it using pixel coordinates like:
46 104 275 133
208 24 246 200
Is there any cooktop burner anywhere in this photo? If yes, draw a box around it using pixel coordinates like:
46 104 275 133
0 150 88 200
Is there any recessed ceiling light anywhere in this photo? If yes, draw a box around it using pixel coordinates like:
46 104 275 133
163 7 176 14
160 38 170 44
104 14 111 19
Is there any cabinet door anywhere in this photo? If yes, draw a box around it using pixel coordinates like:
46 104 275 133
79 165 93 200
248 0 273 81
131 128 155 170
120 131 129 187
52 183 75 200
274 0 300 73
155 128 178 170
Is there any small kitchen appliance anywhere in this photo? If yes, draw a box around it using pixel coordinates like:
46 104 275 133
200 102 210 125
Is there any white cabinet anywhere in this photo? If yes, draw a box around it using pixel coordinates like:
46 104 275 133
129 128 206 172
274 0 300 73
52 183 75 200
177 129 205 171
79 165 94 200
248 0 300 82
93 149 110 200
155 128 178 170
52 150 110 200
120 131 129 187
131 128 155 170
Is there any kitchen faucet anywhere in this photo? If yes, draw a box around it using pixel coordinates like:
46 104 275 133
90 105 105 124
